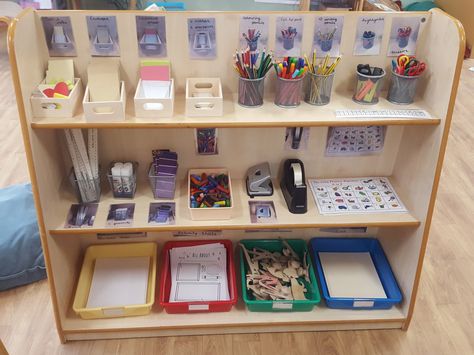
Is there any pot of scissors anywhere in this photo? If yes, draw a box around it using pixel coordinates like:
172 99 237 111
387 54 426 105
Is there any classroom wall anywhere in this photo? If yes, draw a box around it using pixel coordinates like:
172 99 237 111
436 0 473 57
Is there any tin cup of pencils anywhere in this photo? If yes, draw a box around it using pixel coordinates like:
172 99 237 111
353 67 385 105
387 70 421 105
275 76 304 108
238 76 265 107
305 71 335 106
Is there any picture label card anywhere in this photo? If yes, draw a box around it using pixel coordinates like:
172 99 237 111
387 16 424 57
353 16 385 56
239 15 269 51
187 18 217 59
86 16 120 57
275 16 304 57
41 16 77 57
312 16 344 58
136 15 167 57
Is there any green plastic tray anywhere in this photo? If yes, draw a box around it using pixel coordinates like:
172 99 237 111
239 239 321 312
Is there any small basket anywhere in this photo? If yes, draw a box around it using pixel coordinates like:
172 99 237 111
134 79 174 118
185 78 223 117
107 161 138 199
83 81 126 122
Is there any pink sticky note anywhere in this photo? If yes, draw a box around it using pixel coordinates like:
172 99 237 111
140 66 170 81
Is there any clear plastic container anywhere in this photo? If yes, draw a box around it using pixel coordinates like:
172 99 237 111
69 168 100 203
387 71 421 105
353 68 386 105
238 77 265 107
107 161 138 199
274 75 304 108
305 71 335 106
148 163 177 199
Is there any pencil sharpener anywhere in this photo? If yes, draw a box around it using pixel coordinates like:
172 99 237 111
280 159 307 214
246 162 273 197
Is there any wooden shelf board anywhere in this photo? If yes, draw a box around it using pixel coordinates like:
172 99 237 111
31 92 441 129
50 178 420 235
61 300 406 333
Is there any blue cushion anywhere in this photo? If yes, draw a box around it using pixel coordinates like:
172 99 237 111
0 183 46 291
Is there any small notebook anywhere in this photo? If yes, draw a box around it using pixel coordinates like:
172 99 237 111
319 252 387 299
86 256 150 308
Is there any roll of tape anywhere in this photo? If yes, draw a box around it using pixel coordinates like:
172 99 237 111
290 163 303 186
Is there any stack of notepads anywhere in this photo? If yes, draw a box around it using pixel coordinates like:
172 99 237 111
169 243 229 303
150 149 178 199
140 59 171 99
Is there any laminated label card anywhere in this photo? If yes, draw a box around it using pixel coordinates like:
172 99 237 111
353 16 385 56
41 16 76 56
312 16 344 58
86 16 120 57
136 15 167 57
387 16 424 57
239 15 269 51
275 16 304 57
187 18 217 59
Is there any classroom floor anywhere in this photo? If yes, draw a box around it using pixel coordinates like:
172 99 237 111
0 28 473 354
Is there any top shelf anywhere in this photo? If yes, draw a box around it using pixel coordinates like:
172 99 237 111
30 92 440 129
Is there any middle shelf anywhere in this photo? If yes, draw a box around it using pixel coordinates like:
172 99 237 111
50 177 420 235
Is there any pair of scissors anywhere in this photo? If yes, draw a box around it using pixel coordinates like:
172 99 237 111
406 62 426 76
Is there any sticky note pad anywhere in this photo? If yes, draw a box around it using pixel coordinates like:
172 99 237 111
45 59 74 84
87 59 120 102
140 59 170 81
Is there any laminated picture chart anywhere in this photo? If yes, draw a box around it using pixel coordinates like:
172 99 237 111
309 177 407 214
41 16 77 56
136 16 167 57
275 16 304 57
326 126 386 156
353 16 385 56
387 16 424 57
239 15 269 51
187 18 217 59
312 16 344 58
86 16 120 56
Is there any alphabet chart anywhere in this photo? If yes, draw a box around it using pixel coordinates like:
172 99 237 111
326 126 385 156
309 177 407 215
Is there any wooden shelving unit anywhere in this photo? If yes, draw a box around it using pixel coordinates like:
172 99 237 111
8 8 464 343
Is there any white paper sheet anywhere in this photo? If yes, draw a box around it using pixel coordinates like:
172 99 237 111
86 256 150 308
169 243 229 302
142 80 170 99
319 252 387 299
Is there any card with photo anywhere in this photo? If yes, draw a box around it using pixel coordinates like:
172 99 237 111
249 201 277 224
64 203 98 228
148 202 176 225
106 203 135 227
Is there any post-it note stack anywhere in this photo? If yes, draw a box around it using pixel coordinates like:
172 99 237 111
87 59 121 102
140 59 170 81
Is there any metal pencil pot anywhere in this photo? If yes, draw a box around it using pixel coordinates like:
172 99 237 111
238 76 265 108
305 71 335 106
387 71 422 105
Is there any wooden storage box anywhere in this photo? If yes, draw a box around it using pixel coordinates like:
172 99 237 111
185 78 223 117
72 242 157 319
30 78 82 118
188 168 233 220
83 81 126 122
134 79 174 118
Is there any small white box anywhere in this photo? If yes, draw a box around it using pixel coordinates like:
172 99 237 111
134 79 174 118
83 81 126 122
185 78 223 117
188 168 233 221
30 78 83 118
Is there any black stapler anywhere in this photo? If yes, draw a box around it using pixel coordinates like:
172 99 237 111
280 159 307 214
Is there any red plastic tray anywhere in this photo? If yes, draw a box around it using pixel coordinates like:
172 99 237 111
158 239 237 313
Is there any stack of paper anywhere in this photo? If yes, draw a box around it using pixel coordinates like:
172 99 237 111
140 59 171 99
169 243 229 303
87 59 121 102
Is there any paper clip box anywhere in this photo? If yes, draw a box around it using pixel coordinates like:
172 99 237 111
158 239 238 314
134 79 174 118
73 242 157 319
83 81 126 122
188 168 233 221
185 78 223 117
30 78 83 118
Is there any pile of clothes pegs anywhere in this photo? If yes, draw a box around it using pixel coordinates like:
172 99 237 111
240 240 311 301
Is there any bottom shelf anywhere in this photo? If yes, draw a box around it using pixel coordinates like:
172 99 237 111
61 300 406 336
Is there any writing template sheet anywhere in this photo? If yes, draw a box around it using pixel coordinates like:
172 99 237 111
387 16 425 57
312 15 344 58
87 256 150 308
169 243 229 302
353 16 385 56
136 16 167 57
187 18 217 59
309 177 407 214
275 16 304 57
319 252 387 299
239 15 269 51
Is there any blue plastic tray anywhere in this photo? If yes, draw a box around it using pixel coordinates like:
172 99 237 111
310 238 402 310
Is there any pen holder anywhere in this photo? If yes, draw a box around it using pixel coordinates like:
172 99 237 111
107 161 138 199
387 71 421 105
397 33 410 48
305 71 335 106
320 38 333 52
68 168 101 203
353 69 386 105
274 76 304 108
148 164 177 200
362 34 375 49
238 77 265 108
283 38 295 50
